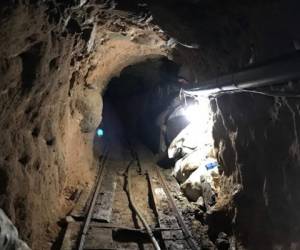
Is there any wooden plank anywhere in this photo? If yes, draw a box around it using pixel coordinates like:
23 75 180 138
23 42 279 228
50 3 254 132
61 221 82 250
71 188 92 218
92 171 117 222
84 227 116 250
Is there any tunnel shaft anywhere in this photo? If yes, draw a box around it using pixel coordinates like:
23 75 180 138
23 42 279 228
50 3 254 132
0 1 300 250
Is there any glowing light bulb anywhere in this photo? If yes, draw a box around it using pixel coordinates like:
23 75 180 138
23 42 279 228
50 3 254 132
184 98 210 125
96 128 104 137
185 105 201 123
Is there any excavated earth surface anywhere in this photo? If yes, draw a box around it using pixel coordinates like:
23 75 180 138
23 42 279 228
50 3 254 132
1 0 300 250
0 1 168 249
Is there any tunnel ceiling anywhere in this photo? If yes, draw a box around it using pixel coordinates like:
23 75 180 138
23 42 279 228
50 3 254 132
108 0 299 81
105 57 179 97
143 0 300 81
2 0 298 84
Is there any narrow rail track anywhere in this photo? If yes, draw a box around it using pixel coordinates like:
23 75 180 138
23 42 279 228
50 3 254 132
78 150 109 250
154 165 199 250
74 144 200 250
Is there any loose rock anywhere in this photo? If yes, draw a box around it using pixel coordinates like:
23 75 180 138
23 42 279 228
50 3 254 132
0 209 31 250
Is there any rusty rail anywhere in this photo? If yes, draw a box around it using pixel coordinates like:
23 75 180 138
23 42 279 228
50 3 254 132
77 150 109 250
154 165 200 250
127 166 161 250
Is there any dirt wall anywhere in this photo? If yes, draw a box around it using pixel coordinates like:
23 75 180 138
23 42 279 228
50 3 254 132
211 87 300 249
0 1 167 248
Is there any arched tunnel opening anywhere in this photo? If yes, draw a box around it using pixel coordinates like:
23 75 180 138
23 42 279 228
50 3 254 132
90 56 219 249
0 1 300 250
95 57 181 154
94 57 189 158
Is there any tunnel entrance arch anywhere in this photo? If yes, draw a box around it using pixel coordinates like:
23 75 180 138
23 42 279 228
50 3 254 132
93 55 185 159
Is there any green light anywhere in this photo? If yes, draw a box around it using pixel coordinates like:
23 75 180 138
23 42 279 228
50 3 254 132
96 128 104 137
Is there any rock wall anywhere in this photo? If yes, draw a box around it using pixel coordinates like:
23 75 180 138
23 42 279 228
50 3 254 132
211 86 300 249
146 0 300 82
0 1 167 248
2 1 299 249
0 209 30 250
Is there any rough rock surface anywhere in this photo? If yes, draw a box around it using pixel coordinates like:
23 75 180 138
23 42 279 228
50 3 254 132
168 123 205 159
0 1 168 248
1 0 300 249
0 209 30 250
145 0 300 82
212 87 300 249
172 149 212 183
180 160 218 202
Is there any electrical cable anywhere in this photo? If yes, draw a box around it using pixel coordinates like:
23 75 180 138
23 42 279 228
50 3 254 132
127 165 161 250
181 87 300 100
209 88 300 99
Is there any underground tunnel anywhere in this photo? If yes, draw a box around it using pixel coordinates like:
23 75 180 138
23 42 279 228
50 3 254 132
1 0 300 250
94 56 182 157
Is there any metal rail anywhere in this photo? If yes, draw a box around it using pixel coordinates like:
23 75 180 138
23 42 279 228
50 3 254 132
127 166 161 250
154 165 200 250
76 143 199 250
78 151 109 250
126 144 161 250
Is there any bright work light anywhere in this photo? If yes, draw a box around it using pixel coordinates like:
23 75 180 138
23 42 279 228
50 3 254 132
184 98 210 125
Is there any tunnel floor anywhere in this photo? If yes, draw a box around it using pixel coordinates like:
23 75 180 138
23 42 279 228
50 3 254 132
60 140 207 249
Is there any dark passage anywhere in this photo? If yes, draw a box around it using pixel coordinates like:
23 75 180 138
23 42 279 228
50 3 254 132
95 57 183 155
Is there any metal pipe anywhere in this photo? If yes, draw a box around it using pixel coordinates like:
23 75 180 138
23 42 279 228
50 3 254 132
185 52 300 92
127 166 161 250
